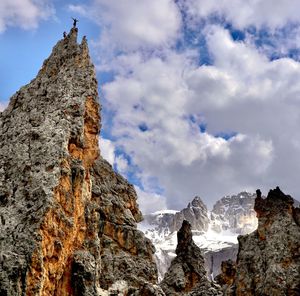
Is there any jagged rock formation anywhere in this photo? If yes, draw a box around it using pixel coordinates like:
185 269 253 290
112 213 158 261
233 187 300 295
160 220 222 296
91 158 158 293
0 28 158 295
142 196 209 243
210 192 257 235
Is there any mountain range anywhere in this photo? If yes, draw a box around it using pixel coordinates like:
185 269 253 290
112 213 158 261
139 192 258 280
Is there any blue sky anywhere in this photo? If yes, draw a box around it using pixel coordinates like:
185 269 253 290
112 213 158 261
2 0 300 213
0 2 99 102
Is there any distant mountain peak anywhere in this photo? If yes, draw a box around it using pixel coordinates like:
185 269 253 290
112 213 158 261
189 195 207 208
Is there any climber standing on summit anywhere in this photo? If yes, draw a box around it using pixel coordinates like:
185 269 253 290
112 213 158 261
72 17 79 28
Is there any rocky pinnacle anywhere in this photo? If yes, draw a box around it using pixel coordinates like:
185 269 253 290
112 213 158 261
0 28 158 296
160 220 222 295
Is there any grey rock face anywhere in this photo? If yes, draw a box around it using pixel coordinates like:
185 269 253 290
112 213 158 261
142 196 209 241
214 259 236 296
210 192 257 235
234 187 300 295
160 220 222 296
0 27 100 296
0 28 158 295
171 196 210 233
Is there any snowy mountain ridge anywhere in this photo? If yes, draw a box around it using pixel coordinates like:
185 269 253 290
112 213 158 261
138 192 258 280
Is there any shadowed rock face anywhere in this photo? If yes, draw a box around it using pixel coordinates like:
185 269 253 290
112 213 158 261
0 28 158 295
160 220 222 296
234 187 300 296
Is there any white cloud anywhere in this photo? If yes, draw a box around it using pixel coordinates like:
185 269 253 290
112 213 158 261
100 23 300 211
0 0 54 32
67 2 300 212
70 0 181 51
115 155 129 174
135 186 167 214
99 137 115 165
183 0 300 30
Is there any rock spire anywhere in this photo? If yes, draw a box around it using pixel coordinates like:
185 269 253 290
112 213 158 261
160 220 222 295
0 28 158 295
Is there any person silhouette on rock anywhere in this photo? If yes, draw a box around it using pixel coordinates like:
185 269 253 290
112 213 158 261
72 17 79 28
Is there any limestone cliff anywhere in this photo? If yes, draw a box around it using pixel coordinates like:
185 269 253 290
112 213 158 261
0 28 157 296
232 187 300 295
170 196 210 233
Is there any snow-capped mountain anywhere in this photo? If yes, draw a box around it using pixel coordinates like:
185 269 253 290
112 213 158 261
138 192 258 281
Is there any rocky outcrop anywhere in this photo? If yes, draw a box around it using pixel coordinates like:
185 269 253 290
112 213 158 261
210 192 257 235
140 193 256 282
160 220 222 296
141 196 209 240
233 187 300 295
0 27 157 295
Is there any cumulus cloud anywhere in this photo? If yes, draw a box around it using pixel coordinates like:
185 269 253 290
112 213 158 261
69 0 181 52
100 23 300 210
70 1 300 211
182 0 300 30
0 99 9 112
0 0 54 32
135 186 167 214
